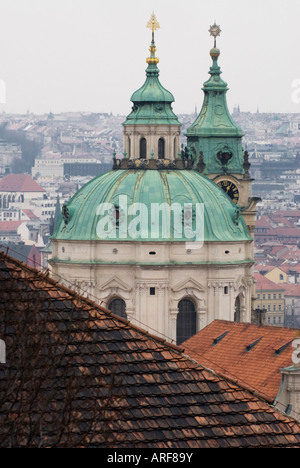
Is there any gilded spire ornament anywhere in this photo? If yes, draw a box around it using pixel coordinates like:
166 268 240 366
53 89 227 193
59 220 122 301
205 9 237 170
147 13 160 32
146 13 160 65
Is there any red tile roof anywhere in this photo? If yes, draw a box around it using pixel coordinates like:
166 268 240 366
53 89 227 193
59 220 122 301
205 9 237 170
182 320 300 404
22 209 38 220
0 221 23 232
282 283 300 297
1 252 300 448
254 272 285 291
0 174 45 192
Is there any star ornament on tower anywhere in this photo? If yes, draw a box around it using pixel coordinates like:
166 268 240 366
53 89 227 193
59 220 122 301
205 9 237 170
209 22 221 47
147 13 160 32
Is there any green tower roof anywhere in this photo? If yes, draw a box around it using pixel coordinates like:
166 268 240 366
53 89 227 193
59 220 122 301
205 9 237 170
186 47 243 138
52 169 251 243
123 26 180 126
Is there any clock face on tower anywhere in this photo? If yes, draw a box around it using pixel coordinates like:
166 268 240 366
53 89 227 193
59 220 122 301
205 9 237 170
217 180 239 204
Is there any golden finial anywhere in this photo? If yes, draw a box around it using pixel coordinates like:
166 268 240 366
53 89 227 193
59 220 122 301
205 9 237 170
147 13 160 32
146 13 160 65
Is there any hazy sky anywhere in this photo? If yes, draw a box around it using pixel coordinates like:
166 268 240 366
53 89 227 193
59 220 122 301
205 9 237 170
0 0 299 115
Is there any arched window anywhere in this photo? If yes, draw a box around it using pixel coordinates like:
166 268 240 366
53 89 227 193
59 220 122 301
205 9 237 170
177 299 196 345
108 298 127 319
234 296 241 323
158 138 165 159
140 138 147 159
128 136 131 158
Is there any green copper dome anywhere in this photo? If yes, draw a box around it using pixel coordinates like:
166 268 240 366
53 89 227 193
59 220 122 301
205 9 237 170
52 169 251 243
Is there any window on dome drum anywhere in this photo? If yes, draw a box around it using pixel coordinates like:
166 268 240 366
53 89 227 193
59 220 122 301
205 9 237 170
177 299 197 345
158 138 165 159
108 298 127 320
140 138 147 159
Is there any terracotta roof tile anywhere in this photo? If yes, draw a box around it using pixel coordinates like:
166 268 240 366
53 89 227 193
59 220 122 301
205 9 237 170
0 174 45 192
182 320 300 404
254 272 285 291
1 252 300 448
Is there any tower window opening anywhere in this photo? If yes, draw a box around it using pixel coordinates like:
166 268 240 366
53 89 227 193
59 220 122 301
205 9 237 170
108 298 127 319
158 138 165 159
177 299 196 345
224 286 228 295
140 138 147 159
150 287 156 296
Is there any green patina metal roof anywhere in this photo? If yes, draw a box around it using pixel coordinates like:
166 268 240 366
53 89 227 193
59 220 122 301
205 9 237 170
186 47 245 175
52 169 252 243
186 50 243 138
123 37 180 126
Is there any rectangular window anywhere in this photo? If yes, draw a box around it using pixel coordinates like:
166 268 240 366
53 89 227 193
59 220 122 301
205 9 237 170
150 287 156 296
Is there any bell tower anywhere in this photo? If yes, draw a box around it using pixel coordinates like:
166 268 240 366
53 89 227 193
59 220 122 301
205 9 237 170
186 23 260 238
122 14 182 161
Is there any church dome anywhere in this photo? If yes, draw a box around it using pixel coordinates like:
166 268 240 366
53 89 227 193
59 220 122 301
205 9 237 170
52 168 251 243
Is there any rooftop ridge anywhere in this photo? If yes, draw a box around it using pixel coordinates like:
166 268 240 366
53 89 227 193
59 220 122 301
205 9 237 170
0 250 185 355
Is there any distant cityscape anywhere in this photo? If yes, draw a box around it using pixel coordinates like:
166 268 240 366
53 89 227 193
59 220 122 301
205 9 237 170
0 109 299 328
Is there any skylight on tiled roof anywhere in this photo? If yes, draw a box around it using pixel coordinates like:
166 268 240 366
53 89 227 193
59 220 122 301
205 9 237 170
213 331 229 345
275 340 294 356
246 337 263 352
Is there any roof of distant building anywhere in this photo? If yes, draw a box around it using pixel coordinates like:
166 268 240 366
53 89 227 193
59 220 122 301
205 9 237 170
0 174 45 193
254 272 286 291
282 283 300 297
1 252 300 447
182 319 300 403
0 221 23 232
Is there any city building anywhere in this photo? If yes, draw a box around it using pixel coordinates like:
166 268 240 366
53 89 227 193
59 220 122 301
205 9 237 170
254 272 285 326
182 319 300 422
0 174 46 209
50 20 255 345
1 251 300 448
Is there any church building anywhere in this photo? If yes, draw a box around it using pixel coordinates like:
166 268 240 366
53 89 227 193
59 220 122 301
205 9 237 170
50 17 257 345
